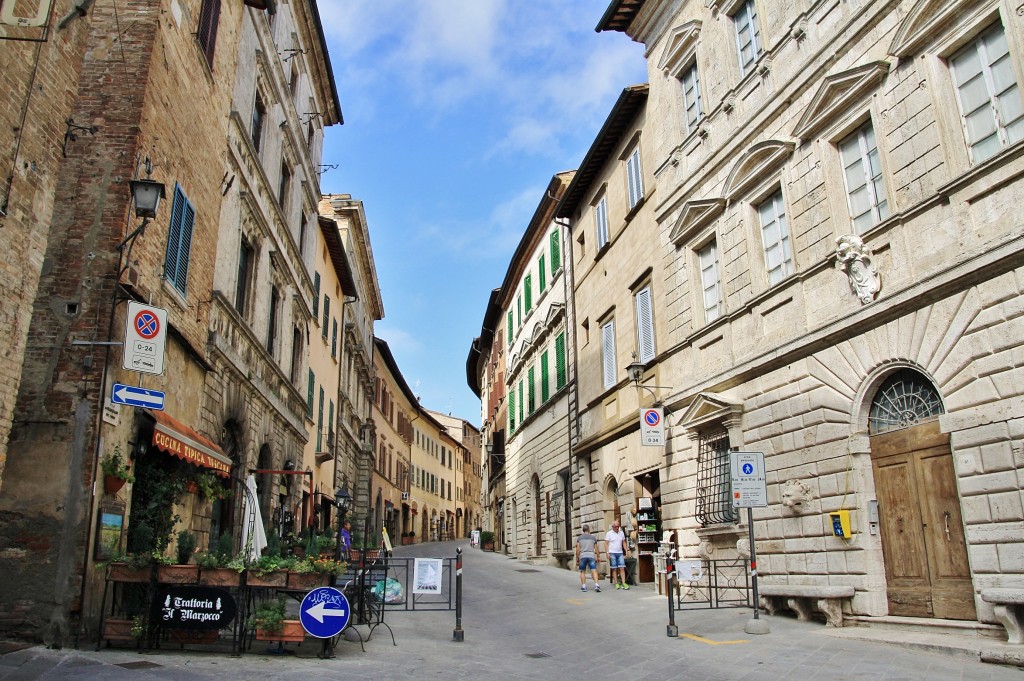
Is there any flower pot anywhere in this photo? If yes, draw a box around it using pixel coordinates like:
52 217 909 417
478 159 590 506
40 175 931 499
246 570 287 588
255 620 305 643
107 562 150 583
482 541 495 552
199 567 241 587
104 475 126 495
287 571 328 590
157 564 199 584
185 481 199 495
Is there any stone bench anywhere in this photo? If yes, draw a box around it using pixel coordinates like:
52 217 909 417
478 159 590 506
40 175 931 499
981 588 1024 644
758 584 855 627
553 551 575 570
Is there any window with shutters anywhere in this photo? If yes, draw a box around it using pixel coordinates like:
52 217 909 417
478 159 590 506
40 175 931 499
539 255 546 293
196 0 221 68
595 196 610 250
550 229 561 274
518 380 524 425
601 320 616 389
322 295 330 338
635 285 655 363
528 366 535 414
278 161 291 209
517 295 522 327
626 145 644 210
698 240 722 323
732 0 762 76
331 318 338 358
950 22 1024 164
509 387 516 432
313 272 321 321
839 120 889 233
163 183 195 296
235 237 254 316
307 369 314 418
507 310 514 347
290 327 302 384
524 274 532 314
757 189 793 285
555 332 567 389
541 350 550 402
298 213 308 259
316 386 325 451
328 400 335 449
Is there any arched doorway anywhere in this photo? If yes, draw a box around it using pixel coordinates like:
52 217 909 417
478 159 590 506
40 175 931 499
868 368 975 620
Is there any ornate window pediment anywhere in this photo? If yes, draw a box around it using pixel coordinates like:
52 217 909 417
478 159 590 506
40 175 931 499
669 198 726 245
889 0 989 57
678 391 744 433
723 140 795 199
792 62 890 140
543 302 565 328
657 21 703 76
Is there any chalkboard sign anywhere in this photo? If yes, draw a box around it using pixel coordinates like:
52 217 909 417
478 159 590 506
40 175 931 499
153 586 236 630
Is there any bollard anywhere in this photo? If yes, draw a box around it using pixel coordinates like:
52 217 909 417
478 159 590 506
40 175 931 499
453 547 464 642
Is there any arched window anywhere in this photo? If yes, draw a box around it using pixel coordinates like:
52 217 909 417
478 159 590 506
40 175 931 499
868 369 944 434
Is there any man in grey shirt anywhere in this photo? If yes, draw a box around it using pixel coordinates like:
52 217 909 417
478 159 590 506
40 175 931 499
575 524 602 592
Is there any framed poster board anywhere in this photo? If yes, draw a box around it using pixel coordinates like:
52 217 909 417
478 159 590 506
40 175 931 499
95 506 125 560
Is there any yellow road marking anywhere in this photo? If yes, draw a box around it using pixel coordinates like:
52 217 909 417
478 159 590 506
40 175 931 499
566 598 586 605
681 633 749 645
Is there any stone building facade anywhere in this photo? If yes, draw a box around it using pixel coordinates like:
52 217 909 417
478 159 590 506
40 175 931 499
372 337 415 542
596 0 1024 626
428 410 483 539
0 0 339 645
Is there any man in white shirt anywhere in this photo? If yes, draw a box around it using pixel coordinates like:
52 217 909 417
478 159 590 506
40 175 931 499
604 521 630 589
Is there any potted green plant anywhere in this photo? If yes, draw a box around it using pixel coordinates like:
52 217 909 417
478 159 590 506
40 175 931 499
480 531 495 551
251 597 305 642
101 444 134 495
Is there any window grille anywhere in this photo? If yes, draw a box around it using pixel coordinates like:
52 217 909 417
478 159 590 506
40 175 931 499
695 430 736 526
868 369 944 434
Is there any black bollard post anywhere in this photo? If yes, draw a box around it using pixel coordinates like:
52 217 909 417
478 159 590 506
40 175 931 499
666 548 678 637
453 547 464 642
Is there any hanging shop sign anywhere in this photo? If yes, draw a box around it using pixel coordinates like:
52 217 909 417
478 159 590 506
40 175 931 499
153 586 237 630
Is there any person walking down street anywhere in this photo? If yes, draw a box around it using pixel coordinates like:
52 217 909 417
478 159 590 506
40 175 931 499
339 520 352 560
604 521 630 589
575 524 602 592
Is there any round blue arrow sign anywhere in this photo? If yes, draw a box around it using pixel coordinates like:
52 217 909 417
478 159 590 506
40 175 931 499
299 587 350 639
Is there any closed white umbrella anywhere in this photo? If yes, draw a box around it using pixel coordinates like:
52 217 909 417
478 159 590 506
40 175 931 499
241 474 268 563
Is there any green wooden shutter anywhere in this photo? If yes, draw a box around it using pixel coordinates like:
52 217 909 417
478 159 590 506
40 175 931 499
307 369 314 417
322 296 330 338
316 386 324 451
507 311 513 346
524 275 532 313
541 351 550 402
550 229 561 274
555 333 566 389
518 380 524 423
508 388 516 431
528 366 535 413
313 272 321 320
539 255 546 292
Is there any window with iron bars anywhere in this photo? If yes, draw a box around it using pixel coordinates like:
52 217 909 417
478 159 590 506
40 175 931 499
695 430 736 526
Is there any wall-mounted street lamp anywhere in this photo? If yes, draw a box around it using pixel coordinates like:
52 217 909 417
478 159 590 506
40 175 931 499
128 177 165 219
334 483 352 560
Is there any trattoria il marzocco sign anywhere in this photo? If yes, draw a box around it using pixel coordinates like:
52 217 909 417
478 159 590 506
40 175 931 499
153 586 237 630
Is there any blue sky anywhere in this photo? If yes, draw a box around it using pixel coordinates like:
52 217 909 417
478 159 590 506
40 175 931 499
317 1 647 426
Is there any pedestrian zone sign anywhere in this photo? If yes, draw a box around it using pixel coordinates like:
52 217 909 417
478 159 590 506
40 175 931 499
730 451 767 508
639 407 664 446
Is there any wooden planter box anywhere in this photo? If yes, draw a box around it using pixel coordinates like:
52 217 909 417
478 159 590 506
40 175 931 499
287 571 328 590
246 570 287 588
102 618 136 642
169 629 220 645
199 567 241 587
157 565 200 584
254 620 305 643
481 541 495 552
107 563 150 583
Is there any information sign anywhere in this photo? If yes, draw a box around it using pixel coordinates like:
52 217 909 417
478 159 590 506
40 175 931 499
639 407 664 446
730 451 767 508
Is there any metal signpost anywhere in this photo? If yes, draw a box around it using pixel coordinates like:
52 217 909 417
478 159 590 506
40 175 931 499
730 450 770 635
299 586 351 659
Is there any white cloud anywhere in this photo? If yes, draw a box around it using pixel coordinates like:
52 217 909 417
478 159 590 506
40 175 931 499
374 325 423 356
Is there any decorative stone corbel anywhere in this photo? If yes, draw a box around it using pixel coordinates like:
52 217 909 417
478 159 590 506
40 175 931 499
835 234 880 304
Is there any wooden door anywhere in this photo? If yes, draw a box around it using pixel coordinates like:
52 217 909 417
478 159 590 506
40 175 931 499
870 422 975 620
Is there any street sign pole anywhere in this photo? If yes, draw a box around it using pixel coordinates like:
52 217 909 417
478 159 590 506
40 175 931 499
730 450 770 635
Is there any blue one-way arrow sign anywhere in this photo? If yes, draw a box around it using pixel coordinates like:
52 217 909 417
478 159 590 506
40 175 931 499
111 383 165 411
299 587 350 639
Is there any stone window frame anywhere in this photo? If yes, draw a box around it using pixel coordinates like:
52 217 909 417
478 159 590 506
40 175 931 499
677 392 745 531
669 199 727 329
657 21 705 139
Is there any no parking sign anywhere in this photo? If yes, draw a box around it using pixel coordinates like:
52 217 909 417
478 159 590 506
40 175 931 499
639 407 664 446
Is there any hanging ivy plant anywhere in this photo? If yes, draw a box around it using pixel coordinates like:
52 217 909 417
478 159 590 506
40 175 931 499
127 450 189 554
